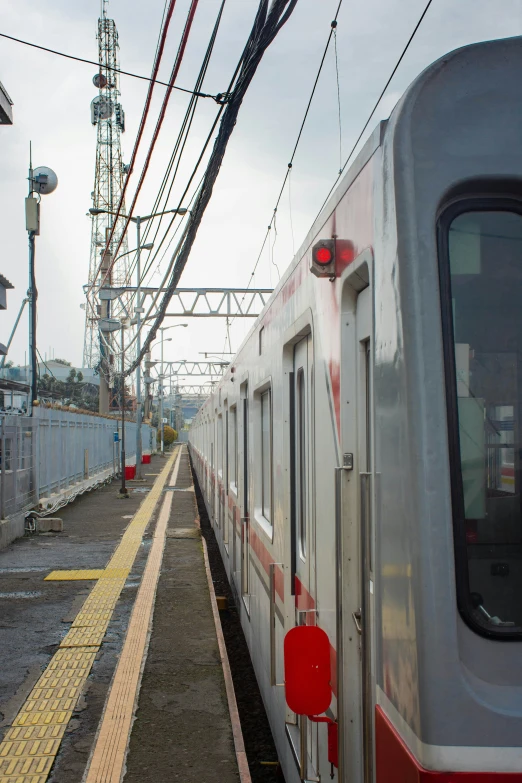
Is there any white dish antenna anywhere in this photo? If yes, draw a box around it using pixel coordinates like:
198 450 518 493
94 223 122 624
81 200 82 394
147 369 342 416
32 166 58 195
91 96 113 125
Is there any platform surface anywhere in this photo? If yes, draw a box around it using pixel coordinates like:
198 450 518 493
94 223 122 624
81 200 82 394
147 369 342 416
0 448 240 783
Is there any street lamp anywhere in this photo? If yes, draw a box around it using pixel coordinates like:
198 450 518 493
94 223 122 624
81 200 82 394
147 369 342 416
99 317 129 497
113 242 154 263
89 206 188 477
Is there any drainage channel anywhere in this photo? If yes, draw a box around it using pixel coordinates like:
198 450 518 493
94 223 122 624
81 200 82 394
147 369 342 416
189 455 285 783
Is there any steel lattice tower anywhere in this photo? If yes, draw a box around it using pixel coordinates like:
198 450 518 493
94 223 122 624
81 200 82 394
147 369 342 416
83 2 130 383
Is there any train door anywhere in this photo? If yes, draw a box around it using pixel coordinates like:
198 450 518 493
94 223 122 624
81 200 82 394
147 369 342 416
290 333 318 777
224 407 229 552
339 282 374 783
241 388 251 610
357 286 374 783
217 413 223 532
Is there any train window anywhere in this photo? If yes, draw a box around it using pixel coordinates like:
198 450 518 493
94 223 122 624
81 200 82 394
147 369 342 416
440 203 522 638
230 406 238 491
217 415 223 479
261 389 272 524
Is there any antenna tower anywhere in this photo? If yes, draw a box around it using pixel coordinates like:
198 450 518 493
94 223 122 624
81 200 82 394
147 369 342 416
83 1 133 411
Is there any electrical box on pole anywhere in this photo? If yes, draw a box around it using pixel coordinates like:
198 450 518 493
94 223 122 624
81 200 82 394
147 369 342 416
25 197 39 234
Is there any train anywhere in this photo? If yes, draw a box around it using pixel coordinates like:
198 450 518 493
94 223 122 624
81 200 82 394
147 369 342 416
189 35 522 783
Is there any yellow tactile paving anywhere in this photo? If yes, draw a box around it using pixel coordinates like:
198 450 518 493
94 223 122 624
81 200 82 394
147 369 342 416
60 627 108 648
3 726 66 743
0 740 61 759
0 756 54 776
44 570 105 581
72 611 113 627
12 711 72 728
0 449 179 783
84 447 183 783
45 567 130 582
30 685 83 701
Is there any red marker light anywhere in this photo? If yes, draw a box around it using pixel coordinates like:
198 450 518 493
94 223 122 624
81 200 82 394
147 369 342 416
315 247 332 264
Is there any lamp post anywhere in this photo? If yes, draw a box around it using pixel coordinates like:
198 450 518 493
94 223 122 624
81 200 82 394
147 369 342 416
89 206 187 476
99 317 126 496
119 317 129 498
159 335 171 456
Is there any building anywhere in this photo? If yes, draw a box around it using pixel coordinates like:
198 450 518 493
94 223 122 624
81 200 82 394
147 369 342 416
0 82 13 125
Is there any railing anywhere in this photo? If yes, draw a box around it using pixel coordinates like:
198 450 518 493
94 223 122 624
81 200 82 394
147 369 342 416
0 409 156 519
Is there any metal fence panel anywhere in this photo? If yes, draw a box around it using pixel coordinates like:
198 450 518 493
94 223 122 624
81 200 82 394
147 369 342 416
0 410 156 519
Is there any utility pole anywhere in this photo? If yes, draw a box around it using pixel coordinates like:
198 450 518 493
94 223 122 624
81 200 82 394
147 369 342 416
160 332 164 456
119 319 129 498
25 146 57 412
98 233 112 414
28 229 37 408
135 215 143 477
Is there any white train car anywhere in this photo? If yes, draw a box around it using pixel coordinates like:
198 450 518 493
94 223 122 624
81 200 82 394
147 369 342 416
190 36 522 783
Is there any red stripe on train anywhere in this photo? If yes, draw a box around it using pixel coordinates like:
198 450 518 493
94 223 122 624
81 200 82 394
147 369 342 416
294 575 316 624
249 526 284 602
376 706 522 782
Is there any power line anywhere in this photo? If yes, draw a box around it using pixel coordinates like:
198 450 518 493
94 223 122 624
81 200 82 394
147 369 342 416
125 0 301 376
99 0 203 286
134 0 228 292
314 0 435 220
0 31 216 99
86 0 180 303
124 0 228 290
100 0 228 326
92 0 233 363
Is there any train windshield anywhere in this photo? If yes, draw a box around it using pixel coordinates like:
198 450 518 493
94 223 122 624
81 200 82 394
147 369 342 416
444 206 522 637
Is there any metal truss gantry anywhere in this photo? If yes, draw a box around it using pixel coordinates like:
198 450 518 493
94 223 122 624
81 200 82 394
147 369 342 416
151 360 229 379
99 287 272 319
161 385 216 397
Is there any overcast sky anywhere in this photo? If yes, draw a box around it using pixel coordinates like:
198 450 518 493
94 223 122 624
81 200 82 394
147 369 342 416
1 0 521 383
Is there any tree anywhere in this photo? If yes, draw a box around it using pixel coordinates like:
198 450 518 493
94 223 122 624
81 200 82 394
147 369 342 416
157 425 177 446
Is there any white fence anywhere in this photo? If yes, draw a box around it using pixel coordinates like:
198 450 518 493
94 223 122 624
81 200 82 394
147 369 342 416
0 409 156 518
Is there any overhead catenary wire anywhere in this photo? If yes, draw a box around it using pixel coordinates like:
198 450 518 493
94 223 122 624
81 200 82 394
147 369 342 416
332 21 342 174
228 0 343 330
125 0 300 377
314 0 435 220
0 31 216 100
231 0 434 345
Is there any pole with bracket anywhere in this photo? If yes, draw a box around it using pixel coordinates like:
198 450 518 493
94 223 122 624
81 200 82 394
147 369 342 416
118 320 129 498
135 215 143 478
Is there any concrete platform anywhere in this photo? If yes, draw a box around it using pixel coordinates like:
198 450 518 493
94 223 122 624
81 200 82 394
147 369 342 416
0 447 244 783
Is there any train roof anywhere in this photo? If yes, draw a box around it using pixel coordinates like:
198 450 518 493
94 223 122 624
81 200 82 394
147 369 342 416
199 35 522 412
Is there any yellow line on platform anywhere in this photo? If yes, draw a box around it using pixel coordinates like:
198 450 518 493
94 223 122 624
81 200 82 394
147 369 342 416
44 568 131 581
0 450 179 783
84 446 183 783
